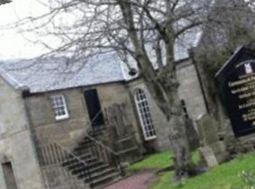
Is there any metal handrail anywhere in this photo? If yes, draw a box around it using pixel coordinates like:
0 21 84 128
84 109 119 156
53 142 88 167
39 141 92 184
37 108 124 188
85 109 124 174
86 133 118 156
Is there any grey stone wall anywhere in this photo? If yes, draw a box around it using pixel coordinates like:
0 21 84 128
128 59 207 151
25 89 90 148
128 79 170 151
24 82 144 188
25 82 143 150
0 76 44 189
0 59 207 188
97 83 143 148
176 59 207 120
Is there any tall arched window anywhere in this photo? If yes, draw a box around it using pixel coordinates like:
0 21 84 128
134 88 156 140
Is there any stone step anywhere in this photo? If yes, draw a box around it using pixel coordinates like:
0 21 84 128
63 156 98 168
72 163 110 175
87 128 106 136
73 148 92 156
64 160 104 171
90 171 120 188
117 146 138 155
78 167 117 181
59 128 122 188
73 143 93 153
114 136 137 152
79 137 93 144
62 153 95 166
117 136 133 143
78 152 93 160
63 156 120 187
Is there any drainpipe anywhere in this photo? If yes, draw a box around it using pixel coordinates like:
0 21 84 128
22 89 40 155
21 89 46 188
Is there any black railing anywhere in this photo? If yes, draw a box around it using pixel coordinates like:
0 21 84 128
85 131 124 176
37 142 90 188
36 107 125 188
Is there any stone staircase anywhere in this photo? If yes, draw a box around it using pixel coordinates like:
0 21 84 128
62 136 122 188
113 135 142 163
88 126 142 163
38 132 122 189
103 103 143 163
38 103 143 189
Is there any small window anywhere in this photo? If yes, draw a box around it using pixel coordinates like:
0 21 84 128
50 95 69 120
134 88 156 140
181 99 189 118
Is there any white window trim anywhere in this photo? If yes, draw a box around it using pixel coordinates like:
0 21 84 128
50 94 69 121
134 88 157 141
55 113 69 121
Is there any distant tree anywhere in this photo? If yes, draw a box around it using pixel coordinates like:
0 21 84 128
193 0 255 130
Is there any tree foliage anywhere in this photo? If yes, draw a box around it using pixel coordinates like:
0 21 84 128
194 0 255 118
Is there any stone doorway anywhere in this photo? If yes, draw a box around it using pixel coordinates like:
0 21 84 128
2 162 18 189
84 89 105 128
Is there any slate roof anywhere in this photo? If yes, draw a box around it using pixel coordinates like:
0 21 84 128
0 28 202 93
0 53 125 93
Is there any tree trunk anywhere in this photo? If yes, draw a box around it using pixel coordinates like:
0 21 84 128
168 92 191 179
117 0 192 180
142 66 192 180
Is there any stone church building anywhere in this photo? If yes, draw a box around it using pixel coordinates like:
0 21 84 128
0 49 206 188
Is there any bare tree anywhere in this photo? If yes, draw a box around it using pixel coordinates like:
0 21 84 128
8 0 253 180
0 0 11 5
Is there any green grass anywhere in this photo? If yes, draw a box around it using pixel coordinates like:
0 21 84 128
152 153 255 189
129 151 200 172
128 151 255 189
129 151 172 171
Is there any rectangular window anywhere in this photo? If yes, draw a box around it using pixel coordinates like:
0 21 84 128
50 95 69 120
134 88 156 141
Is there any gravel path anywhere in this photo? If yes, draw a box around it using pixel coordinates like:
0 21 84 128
104 171 155 189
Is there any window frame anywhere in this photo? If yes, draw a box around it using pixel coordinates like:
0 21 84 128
134 88 157 141
50 94 69 121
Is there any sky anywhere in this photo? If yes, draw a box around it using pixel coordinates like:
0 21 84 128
0 0 48 60
0 0 201 61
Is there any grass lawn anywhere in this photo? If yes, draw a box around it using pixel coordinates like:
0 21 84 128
129 151 172 171
152 153 255 189
129 151 200 172
129 151 255 189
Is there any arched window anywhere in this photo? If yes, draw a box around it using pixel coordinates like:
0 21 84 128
134 88 156 140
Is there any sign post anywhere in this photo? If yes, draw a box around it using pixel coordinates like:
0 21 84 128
216 46 255 137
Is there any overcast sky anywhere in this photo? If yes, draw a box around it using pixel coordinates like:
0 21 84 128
0 0 201 62
0 0 48 60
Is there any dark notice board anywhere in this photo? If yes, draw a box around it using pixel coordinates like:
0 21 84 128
216 46 255 137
